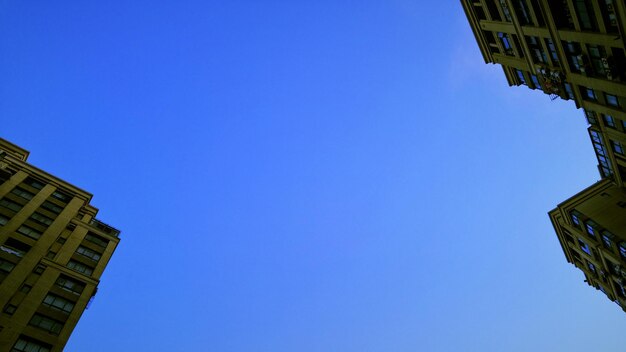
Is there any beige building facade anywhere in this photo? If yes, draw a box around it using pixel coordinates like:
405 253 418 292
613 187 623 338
549 179 626 311
461 0 626 183
462 0 626 310
0 138 120 352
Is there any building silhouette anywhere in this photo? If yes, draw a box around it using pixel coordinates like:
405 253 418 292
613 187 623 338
461 0 626 310
0 138 120 351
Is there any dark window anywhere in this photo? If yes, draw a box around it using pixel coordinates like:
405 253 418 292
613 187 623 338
41 201 63 214
23 177 44 190
513 0 531 24
55 275 85 295
85 233 109 248
29 212 53 226
606 94 619 107
10 188 34 201
530 74 541 90
29 314 63 335
585 110 598 125
67 260 94 276
42 294 75 314
498 32 513 55
603 114 616 127
602 231 614 249
545 38 559 63
579 238 591 255
2 238 31 258
76 246 101 261
0 259 15 273
564 83 574 99
51 191 71 203
516 70 527 85
587 261 597 273
499 0 513 21
573 0 597 30
526 36 547 63
585 221 597 237
3 304 16 315
611 140 624 155
0 199 22 212
11 336 52 352
17 225 42 240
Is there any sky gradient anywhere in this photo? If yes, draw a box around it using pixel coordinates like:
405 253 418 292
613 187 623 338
1 1 625 351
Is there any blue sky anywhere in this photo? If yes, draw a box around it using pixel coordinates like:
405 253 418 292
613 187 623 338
2 1 625 351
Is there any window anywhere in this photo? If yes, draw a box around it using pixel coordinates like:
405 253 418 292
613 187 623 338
51 191 71 203
584 87 596 100
10 188 34 201
620 243 626 259
564 83 574 99
531 74 542 90
611 140 624 155
585 221 597 237
42 294 75 314
3 304 16 315
29 212 53 226
20 285 31 293
545 38 559 63
23 177 44 190
499 0 513 21
33 265 45 275
1 238 31 258
579 238 591 255
526 36 547 63
29 314 63 335
0 214 8 226
573 0 597 30
85 233 109 248
587 45 607 76
516 70 526 85
514 0 531 24
76 246 101 261
498 32 513 55
55 275 85 295
606 93 619 107
40 201 63 214
67 260 93 276
11 336 51 352
603 114 616 127
603 231 614 249
0 199 22 212
587 261 597 273
590 129 613 177
571 211 581 226
0 259 15 273
585 110 598 125
17 225 42 240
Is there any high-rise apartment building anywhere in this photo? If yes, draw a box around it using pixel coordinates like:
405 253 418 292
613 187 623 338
549 179 626 311
461 0 626 183
461 0 626 310
0 138 120 351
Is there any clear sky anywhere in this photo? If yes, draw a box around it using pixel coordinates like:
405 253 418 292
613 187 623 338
1 1 625 351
